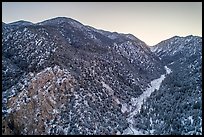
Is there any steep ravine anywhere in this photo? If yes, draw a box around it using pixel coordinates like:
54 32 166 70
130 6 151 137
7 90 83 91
122 66 172 135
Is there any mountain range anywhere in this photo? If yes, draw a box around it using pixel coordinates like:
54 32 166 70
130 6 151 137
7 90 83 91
2 17 202 135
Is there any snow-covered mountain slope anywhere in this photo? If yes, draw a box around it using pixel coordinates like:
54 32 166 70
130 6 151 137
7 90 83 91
2 17 202 135
2 21 33 35
2 55 24 91
150 35 202 65
138 35 202 135
2 17 165 135
2 17 165 91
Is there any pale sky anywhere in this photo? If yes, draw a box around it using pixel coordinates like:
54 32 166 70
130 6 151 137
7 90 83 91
2 2 202 46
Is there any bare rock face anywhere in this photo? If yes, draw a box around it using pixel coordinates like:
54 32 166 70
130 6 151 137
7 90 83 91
3 66 77 135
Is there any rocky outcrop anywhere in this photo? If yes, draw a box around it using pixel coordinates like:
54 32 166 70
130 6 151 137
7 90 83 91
3 66 76 135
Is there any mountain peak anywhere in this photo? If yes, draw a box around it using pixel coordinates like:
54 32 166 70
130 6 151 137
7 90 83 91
37 16 84 28
8 20 33 26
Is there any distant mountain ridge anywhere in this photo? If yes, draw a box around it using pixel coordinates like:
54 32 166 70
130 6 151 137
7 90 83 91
150 35 201 64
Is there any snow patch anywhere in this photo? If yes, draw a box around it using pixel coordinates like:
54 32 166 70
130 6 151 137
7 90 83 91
121 103 128 113
53 109 59 114
164 66 172 74
188 116 194 124
113 97 120 104
7 108 12 114
49 96 56 105
101 81 114 96
108 34 118 39
23 28 28 32
123 125 145 135
32 95 38 100
169 62 174 65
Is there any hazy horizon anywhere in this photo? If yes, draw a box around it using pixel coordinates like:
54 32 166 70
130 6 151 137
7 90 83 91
2 2 202 46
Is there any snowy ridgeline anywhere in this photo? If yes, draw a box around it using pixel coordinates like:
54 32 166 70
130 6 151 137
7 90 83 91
122 66 172 135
